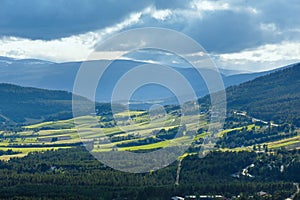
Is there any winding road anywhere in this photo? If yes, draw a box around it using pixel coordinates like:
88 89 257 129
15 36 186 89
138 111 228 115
175 159 182 185
287 183 299 200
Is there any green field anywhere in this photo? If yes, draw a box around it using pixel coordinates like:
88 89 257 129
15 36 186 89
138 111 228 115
267 135 300 149
0 110 205 159
0 109 299 160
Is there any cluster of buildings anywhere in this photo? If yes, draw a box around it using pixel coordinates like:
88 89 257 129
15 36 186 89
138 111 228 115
171 191 271 200
171 195 225 200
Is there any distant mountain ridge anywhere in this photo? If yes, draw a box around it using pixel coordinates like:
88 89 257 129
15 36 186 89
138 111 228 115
0 62 299 126
0 56 292 103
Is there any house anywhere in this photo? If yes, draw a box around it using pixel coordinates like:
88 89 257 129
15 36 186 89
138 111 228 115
185 195 197 200
231 173 240 178
257 191 271 198
171 196 184 200
199 195 225 199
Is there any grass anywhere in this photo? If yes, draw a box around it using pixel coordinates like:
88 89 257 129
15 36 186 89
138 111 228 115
114 111 146 117
24 116 99 129
92 135 194 152
267 135 300 149
1 112 249 158
36 129 77 136
178 152 197 160
0 147 71 161
24 118 75 129
218 147 253 152
4 110 298 161
218 124 256 137
194 132 208 141
118 136 192 151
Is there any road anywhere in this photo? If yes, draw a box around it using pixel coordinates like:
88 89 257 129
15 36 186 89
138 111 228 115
287 183 299 200
175 159 182 186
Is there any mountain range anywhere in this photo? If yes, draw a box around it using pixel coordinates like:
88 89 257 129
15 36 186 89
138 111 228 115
0 56 290 103
0 56 299 125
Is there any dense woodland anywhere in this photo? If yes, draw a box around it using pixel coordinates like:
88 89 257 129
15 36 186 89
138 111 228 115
226 64 300 126
198 64 300 127
0 147 299 199
0 83 74 123
0 83 116 124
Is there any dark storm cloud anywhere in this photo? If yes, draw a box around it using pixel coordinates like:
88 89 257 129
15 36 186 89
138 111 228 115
126 0 300 53
255 0 300 28
151 0 190 9
182 10 267 53
0 0 299 54
0 0 149 39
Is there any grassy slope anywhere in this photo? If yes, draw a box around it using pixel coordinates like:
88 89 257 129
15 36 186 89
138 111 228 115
1 108 299 160
0 110 207 159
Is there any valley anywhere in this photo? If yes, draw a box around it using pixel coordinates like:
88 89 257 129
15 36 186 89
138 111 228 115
0 108 299 161
1 1 300 199
0 62 299 199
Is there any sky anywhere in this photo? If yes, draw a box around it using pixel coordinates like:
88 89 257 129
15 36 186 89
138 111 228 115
0 0 300 72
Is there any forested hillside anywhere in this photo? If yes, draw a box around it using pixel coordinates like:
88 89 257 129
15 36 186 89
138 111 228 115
0 147 298 199
1 63 300 128
224 64 300 126
0 83 78 124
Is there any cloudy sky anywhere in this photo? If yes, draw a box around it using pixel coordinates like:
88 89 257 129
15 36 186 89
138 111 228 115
0 0 300 71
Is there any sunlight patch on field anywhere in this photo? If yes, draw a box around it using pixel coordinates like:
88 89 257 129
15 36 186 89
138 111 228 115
218 124 256 137
267 135 300 149
0 147 71 161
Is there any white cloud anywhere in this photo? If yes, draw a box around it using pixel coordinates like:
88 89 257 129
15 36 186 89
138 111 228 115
0 35 93 62
0 12 142 62
150 8 172 21
260 23 278 32
98 12 142 39
0 1 299 73
190 0 259 15
218 41 300 71
191 0 230 11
